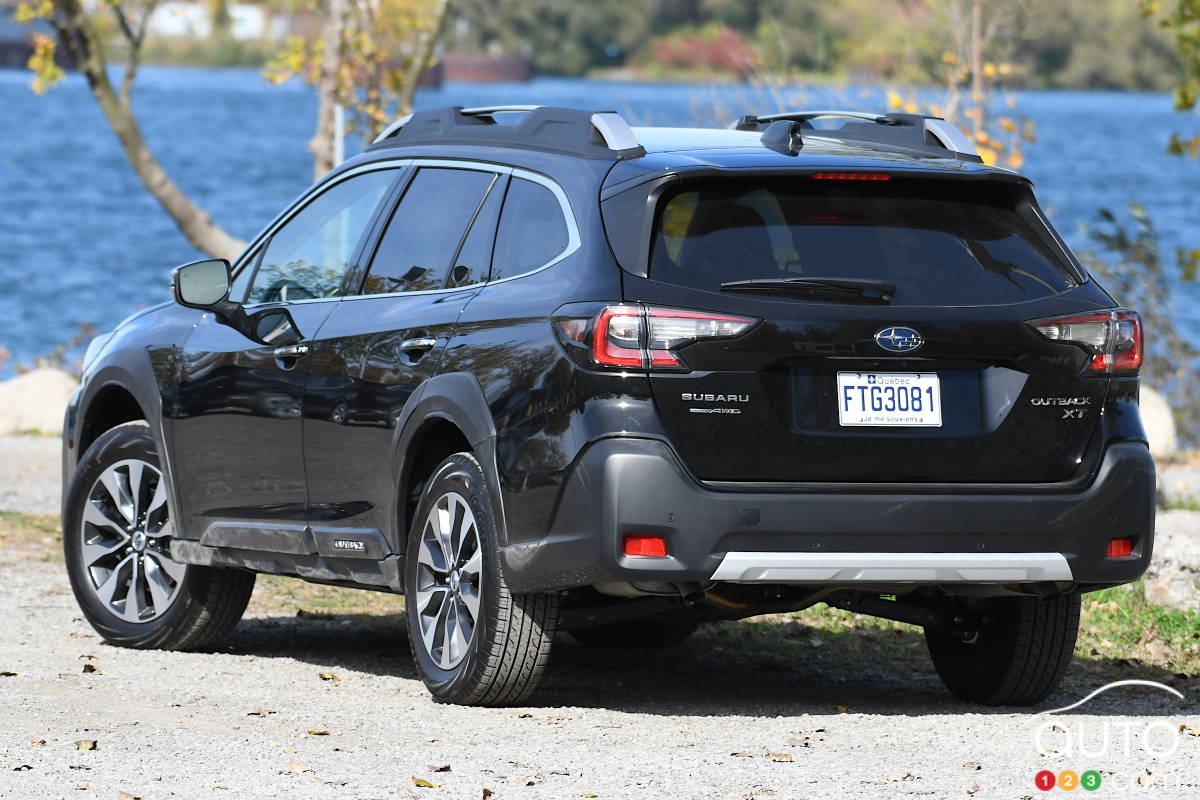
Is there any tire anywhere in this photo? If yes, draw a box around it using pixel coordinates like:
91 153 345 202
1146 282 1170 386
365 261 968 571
63 425 255 651
404 453 559 706
570 618 700 649
925 594 1081 706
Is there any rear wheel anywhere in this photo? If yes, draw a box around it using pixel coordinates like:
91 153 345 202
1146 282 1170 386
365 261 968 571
925 594 1080 706
570 618 699 649
63 425 255 651
405 453 559 706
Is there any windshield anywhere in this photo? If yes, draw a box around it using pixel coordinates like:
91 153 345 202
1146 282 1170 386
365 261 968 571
650 178 1079 306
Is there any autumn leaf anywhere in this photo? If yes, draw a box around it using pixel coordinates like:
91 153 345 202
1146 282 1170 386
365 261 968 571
832 704 849 713
318 671 340 682
427 764 452 772
765 753 794 762
30 739 46 746
411 776 439 788
74 740 97 751
0 671 19 677
81 663 102 674
1179 724 1200 737
307 730 331 736
118 792 143 800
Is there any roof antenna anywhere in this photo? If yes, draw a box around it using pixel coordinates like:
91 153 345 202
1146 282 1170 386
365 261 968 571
760 119 804 156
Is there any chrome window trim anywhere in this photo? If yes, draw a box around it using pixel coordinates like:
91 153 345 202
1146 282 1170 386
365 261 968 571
236 160 411 309
341 159 582 301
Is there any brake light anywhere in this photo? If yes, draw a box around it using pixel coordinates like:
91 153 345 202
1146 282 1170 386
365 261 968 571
589 305 757 370
810 172 892 181
1030 309 1142 373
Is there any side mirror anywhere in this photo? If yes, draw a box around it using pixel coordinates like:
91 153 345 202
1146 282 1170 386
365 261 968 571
170 258 304 347
171 259 231 309
251 308 302 347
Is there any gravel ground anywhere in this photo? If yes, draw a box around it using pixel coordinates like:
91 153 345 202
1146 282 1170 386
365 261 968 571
0 436 60 515
0 555 1197 800
2 437 1198 799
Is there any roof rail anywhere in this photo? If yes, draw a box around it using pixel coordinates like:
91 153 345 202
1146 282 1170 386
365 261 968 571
370 105 645 160
734 110 981 161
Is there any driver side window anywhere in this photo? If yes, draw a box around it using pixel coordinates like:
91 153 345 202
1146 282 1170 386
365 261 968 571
246 170 396 305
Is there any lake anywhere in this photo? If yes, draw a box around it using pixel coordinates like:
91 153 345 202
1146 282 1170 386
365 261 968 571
1 67 1198 370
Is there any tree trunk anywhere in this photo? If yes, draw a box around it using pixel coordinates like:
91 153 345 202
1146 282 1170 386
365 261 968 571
51 0 245 261
969 0 984 139
396 0 453 118
310 0 349 180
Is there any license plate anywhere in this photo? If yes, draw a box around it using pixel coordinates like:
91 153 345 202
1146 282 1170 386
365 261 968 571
836 372 942 427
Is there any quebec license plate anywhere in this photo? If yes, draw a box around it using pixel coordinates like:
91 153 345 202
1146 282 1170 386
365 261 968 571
836 372 942 427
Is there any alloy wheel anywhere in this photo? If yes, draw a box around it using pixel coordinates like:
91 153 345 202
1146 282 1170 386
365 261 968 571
414 491 483 670
79 458 185 623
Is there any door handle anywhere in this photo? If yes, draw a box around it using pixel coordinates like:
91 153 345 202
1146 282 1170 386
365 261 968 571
273 344 309 358
399 337 437 352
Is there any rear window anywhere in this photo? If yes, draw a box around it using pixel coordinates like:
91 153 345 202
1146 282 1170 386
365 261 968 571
650 179 1078 305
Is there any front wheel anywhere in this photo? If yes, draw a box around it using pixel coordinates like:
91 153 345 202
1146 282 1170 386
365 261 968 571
925 594 1081 706
404 453 559 706
63 425 256 651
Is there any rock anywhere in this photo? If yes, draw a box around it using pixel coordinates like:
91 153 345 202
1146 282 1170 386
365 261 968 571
1143 510 1200 611
0 368 78 435
1140 386 1177 458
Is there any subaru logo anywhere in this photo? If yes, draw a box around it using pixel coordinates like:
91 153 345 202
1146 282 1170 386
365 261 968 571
874 326 924 353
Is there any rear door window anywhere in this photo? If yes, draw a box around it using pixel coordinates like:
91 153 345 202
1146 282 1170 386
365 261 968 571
650 179 1077 306
362 167 496 295
491 177 570 280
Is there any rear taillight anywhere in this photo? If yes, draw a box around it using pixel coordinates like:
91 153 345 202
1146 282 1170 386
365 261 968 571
560 305 757 371
1030 309 1142 373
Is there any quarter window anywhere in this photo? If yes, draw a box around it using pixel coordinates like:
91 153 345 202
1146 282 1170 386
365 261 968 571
491 178 569 280
362 168 496 295
246 170 396 305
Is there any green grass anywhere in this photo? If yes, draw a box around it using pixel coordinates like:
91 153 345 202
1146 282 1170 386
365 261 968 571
1165 496 1200 511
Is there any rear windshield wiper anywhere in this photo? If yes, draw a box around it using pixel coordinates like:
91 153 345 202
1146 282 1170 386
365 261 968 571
720 277 895 304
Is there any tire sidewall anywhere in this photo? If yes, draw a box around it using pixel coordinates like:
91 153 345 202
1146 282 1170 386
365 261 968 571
64 425 209 649
404 453 499 700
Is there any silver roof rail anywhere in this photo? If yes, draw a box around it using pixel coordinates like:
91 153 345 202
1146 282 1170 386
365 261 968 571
750 110 893 126
734 109 980 159
922 118 978 157
372 106 641 153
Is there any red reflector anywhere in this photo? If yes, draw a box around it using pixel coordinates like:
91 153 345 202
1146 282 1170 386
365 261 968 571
1106 538 1134 558
810 172 892 181
624 535 668 558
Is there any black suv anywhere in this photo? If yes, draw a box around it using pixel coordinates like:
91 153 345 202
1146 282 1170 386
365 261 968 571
62 106 1155 707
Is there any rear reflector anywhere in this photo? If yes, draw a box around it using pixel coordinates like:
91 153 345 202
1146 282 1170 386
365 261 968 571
1030 309 1142 373
624 534 668 558
1106 538 1134 558
810 172 892 181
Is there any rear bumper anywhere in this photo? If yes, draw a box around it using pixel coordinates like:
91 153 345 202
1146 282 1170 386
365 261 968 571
499 438 1155 593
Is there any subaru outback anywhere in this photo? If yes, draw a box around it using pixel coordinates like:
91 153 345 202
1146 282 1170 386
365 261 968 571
62 106 1155 707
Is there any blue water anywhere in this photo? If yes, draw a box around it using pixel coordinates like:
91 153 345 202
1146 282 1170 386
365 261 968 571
1 68 1198 371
